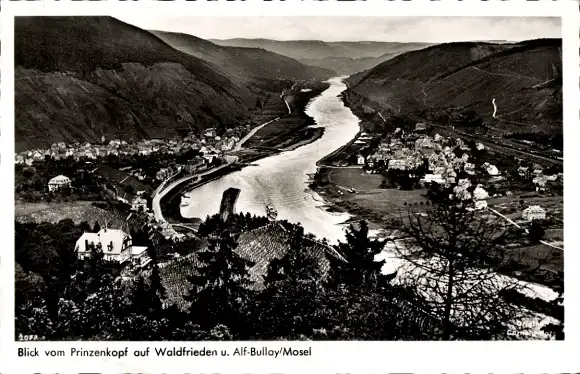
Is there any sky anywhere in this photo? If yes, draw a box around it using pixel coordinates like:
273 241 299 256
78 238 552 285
117 16 561 43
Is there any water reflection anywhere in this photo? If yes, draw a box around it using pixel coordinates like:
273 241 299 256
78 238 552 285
182 77 359 243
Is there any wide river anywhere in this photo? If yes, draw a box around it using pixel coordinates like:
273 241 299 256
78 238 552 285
182 76 358 243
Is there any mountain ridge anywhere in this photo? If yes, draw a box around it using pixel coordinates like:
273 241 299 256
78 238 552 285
210 38 432 75
150 30 335 84
348 38 562 133
14 17 332 152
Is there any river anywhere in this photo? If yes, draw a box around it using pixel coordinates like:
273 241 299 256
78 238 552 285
182 76 358 243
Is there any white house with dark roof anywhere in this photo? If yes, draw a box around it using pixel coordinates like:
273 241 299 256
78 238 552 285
48 175 71 192
522 205 546 221
75 228 136 262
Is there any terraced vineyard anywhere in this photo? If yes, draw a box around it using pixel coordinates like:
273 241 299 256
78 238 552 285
153 222 343 310
15 201 127 227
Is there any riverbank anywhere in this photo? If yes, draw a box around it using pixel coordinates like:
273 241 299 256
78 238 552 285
309 92 407 231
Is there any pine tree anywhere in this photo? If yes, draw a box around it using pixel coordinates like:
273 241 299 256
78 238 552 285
79 221 91 233
391 195 532 340
92 221 101 233
150 263 166 300
186 224 254 332
329 220 386 289
528 220 546 243
264 225 321 287
130 274 163 319
85 242 106 294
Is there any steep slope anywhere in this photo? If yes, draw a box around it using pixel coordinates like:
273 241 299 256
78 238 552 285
349 39 562 132
14 16 253 151
150 31 335 83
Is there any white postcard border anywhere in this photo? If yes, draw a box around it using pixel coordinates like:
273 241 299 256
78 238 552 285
1 1 579 373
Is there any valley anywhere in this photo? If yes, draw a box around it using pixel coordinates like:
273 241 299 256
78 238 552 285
13 16 564 342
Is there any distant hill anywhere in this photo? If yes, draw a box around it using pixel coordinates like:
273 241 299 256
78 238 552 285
300 44 430 76
348 39 562 132
16 17 306 152
210 38 355 60
150 31 335 85
210 39 432 60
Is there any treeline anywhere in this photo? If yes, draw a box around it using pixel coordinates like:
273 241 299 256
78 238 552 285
15 194 563 340
15 158 105 203
15 215 439 340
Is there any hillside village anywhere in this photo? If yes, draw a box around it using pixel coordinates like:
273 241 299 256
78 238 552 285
15 125 245 168
336 120 560 191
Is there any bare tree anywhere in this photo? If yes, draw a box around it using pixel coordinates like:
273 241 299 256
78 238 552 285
388 193 557 340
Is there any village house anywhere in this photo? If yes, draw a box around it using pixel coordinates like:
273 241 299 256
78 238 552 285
442 146 453 156
443 169 457 184
483 162 500 176
388 159 407 170
415 137 436 155
473 185 489 200
533 176 548 192
33 151 44 161
453 187 472 201
131 196 148 212
518 166 530 178
48 175 72 192
156 168 173 181
204 128 217 138
522 205 546 221
109 139 121 147
203 153 220 164
476 142 485 151
457 178 471 188
532 168 544 177
415 123 427 132
359 133 373 142
464 163 476 175
421 174 445 185
357 155 366 165
474 200 488 210
433 166 446 176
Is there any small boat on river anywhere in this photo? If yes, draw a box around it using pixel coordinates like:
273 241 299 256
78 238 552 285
180 194 191 207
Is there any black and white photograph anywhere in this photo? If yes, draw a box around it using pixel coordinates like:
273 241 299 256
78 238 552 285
12 14 564 342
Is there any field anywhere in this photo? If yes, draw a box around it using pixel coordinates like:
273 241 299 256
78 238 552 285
314 166 429 228
97 165 151 192
244 86 327 149
326 167 382 191
250 94 288 124
488 195 564 221
15 201 127 227
499 242 563 289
